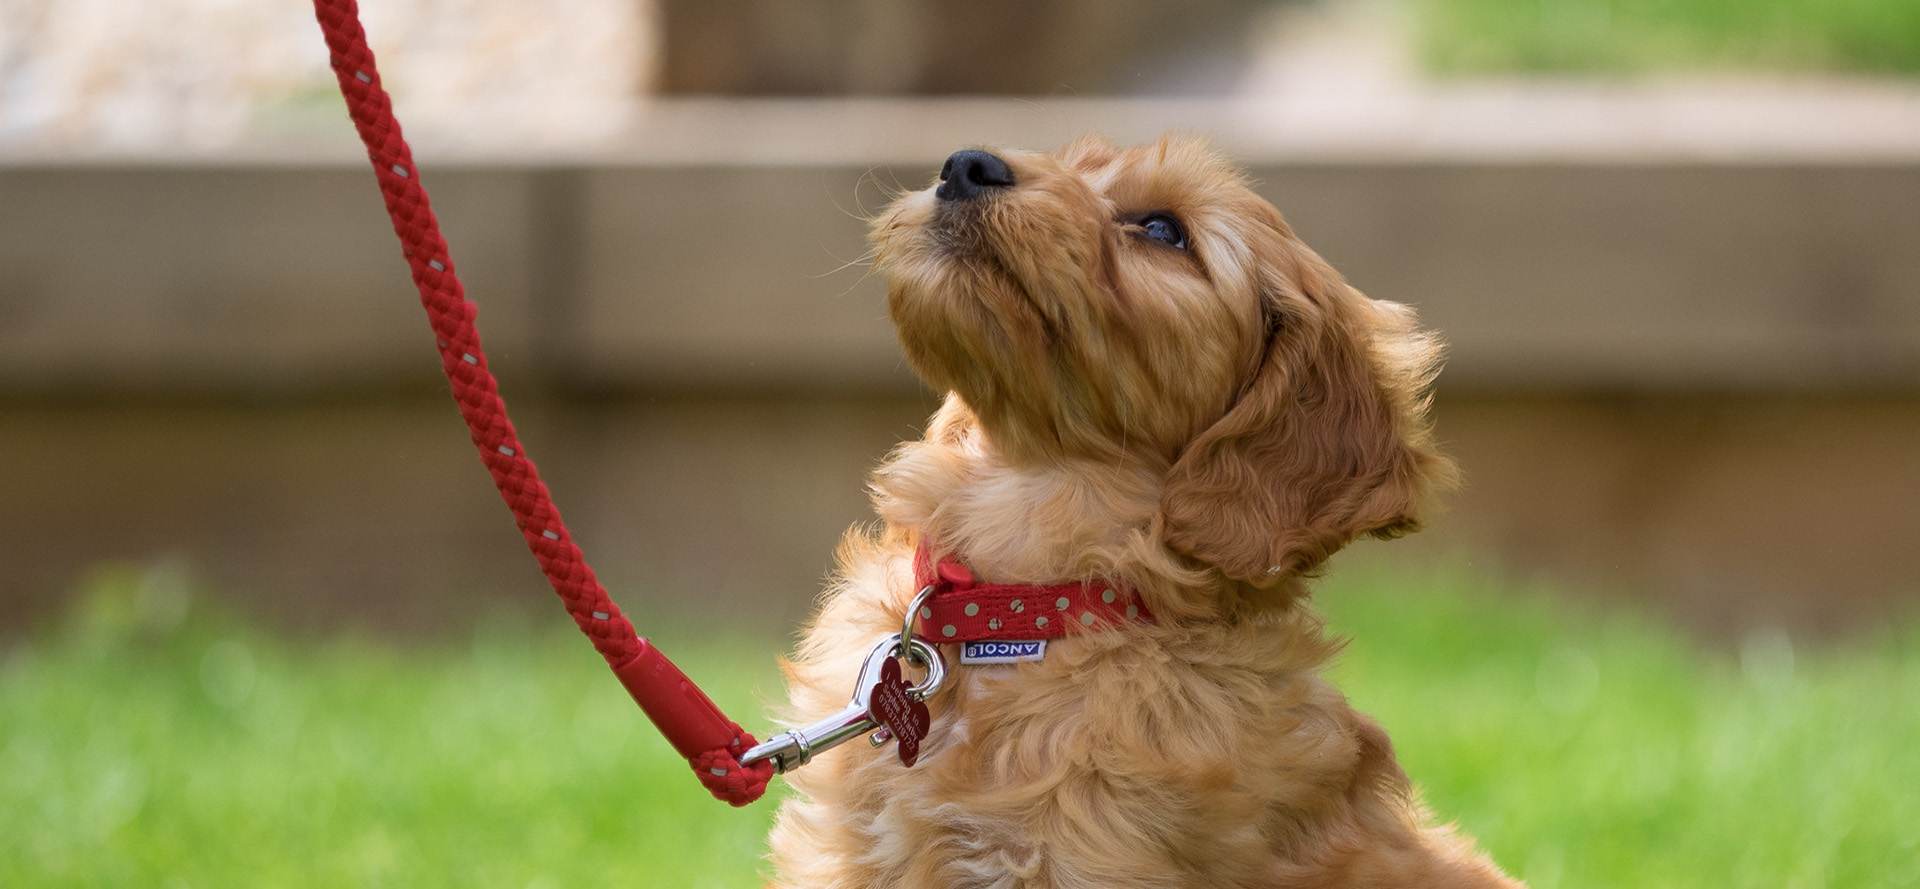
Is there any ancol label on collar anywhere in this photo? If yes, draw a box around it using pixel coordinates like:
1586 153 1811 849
961 639 1048 665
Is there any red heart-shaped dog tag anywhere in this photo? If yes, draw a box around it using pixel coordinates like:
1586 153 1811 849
868 657 932 767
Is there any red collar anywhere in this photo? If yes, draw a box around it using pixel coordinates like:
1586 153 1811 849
911 542 1154 643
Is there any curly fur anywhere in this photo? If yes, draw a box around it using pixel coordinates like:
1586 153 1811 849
765 135 1517 889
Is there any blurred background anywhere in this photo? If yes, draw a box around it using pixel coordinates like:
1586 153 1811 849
2 0 1919 885
3 0 1916 639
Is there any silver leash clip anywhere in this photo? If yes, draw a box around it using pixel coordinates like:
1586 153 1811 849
741 604 947 774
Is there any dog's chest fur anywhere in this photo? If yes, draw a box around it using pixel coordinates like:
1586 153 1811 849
772 566 1360 889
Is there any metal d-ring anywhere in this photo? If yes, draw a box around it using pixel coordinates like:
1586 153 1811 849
901 584 937 666
897 634 947 701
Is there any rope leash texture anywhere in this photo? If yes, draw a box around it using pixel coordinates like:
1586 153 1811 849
310 0 772 806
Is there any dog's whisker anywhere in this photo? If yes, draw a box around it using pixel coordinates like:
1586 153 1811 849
873 167 916 204
857 166 918 215
812 249 879 281
827 171 882 225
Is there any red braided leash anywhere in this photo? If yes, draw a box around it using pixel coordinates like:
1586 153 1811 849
310 0 772 806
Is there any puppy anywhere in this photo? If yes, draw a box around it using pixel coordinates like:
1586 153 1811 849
766 136 1520 889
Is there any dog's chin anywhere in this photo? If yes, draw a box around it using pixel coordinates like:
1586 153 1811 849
877 197 1050 436
887 278 1061 460
880 211 1227 464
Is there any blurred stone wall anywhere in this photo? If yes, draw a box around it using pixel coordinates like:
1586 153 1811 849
2 150 1916 640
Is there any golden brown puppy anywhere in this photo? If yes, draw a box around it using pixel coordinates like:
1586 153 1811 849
766 135 1521 889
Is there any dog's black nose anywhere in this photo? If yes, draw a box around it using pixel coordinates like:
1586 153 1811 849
936 150 1015 202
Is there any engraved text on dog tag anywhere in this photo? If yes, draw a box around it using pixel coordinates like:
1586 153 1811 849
868 657 931 767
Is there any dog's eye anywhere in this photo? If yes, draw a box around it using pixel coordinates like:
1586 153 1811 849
1139 214 1188 250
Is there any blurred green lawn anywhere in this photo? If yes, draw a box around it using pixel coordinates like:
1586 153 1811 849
4 562 1917 888
1418 0 1920 74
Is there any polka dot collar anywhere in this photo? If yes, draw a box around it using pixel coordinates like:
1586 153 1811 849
910 541 1155 643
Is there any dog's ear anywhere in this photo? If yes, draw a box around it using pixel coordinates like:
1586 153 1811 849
1159 250 1454 585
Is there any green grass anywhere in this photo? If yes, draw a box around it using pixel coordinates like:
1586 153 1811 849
4 561 1918 887
1 566 785 889
1416 0 1920 75
1318 561 1920 888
